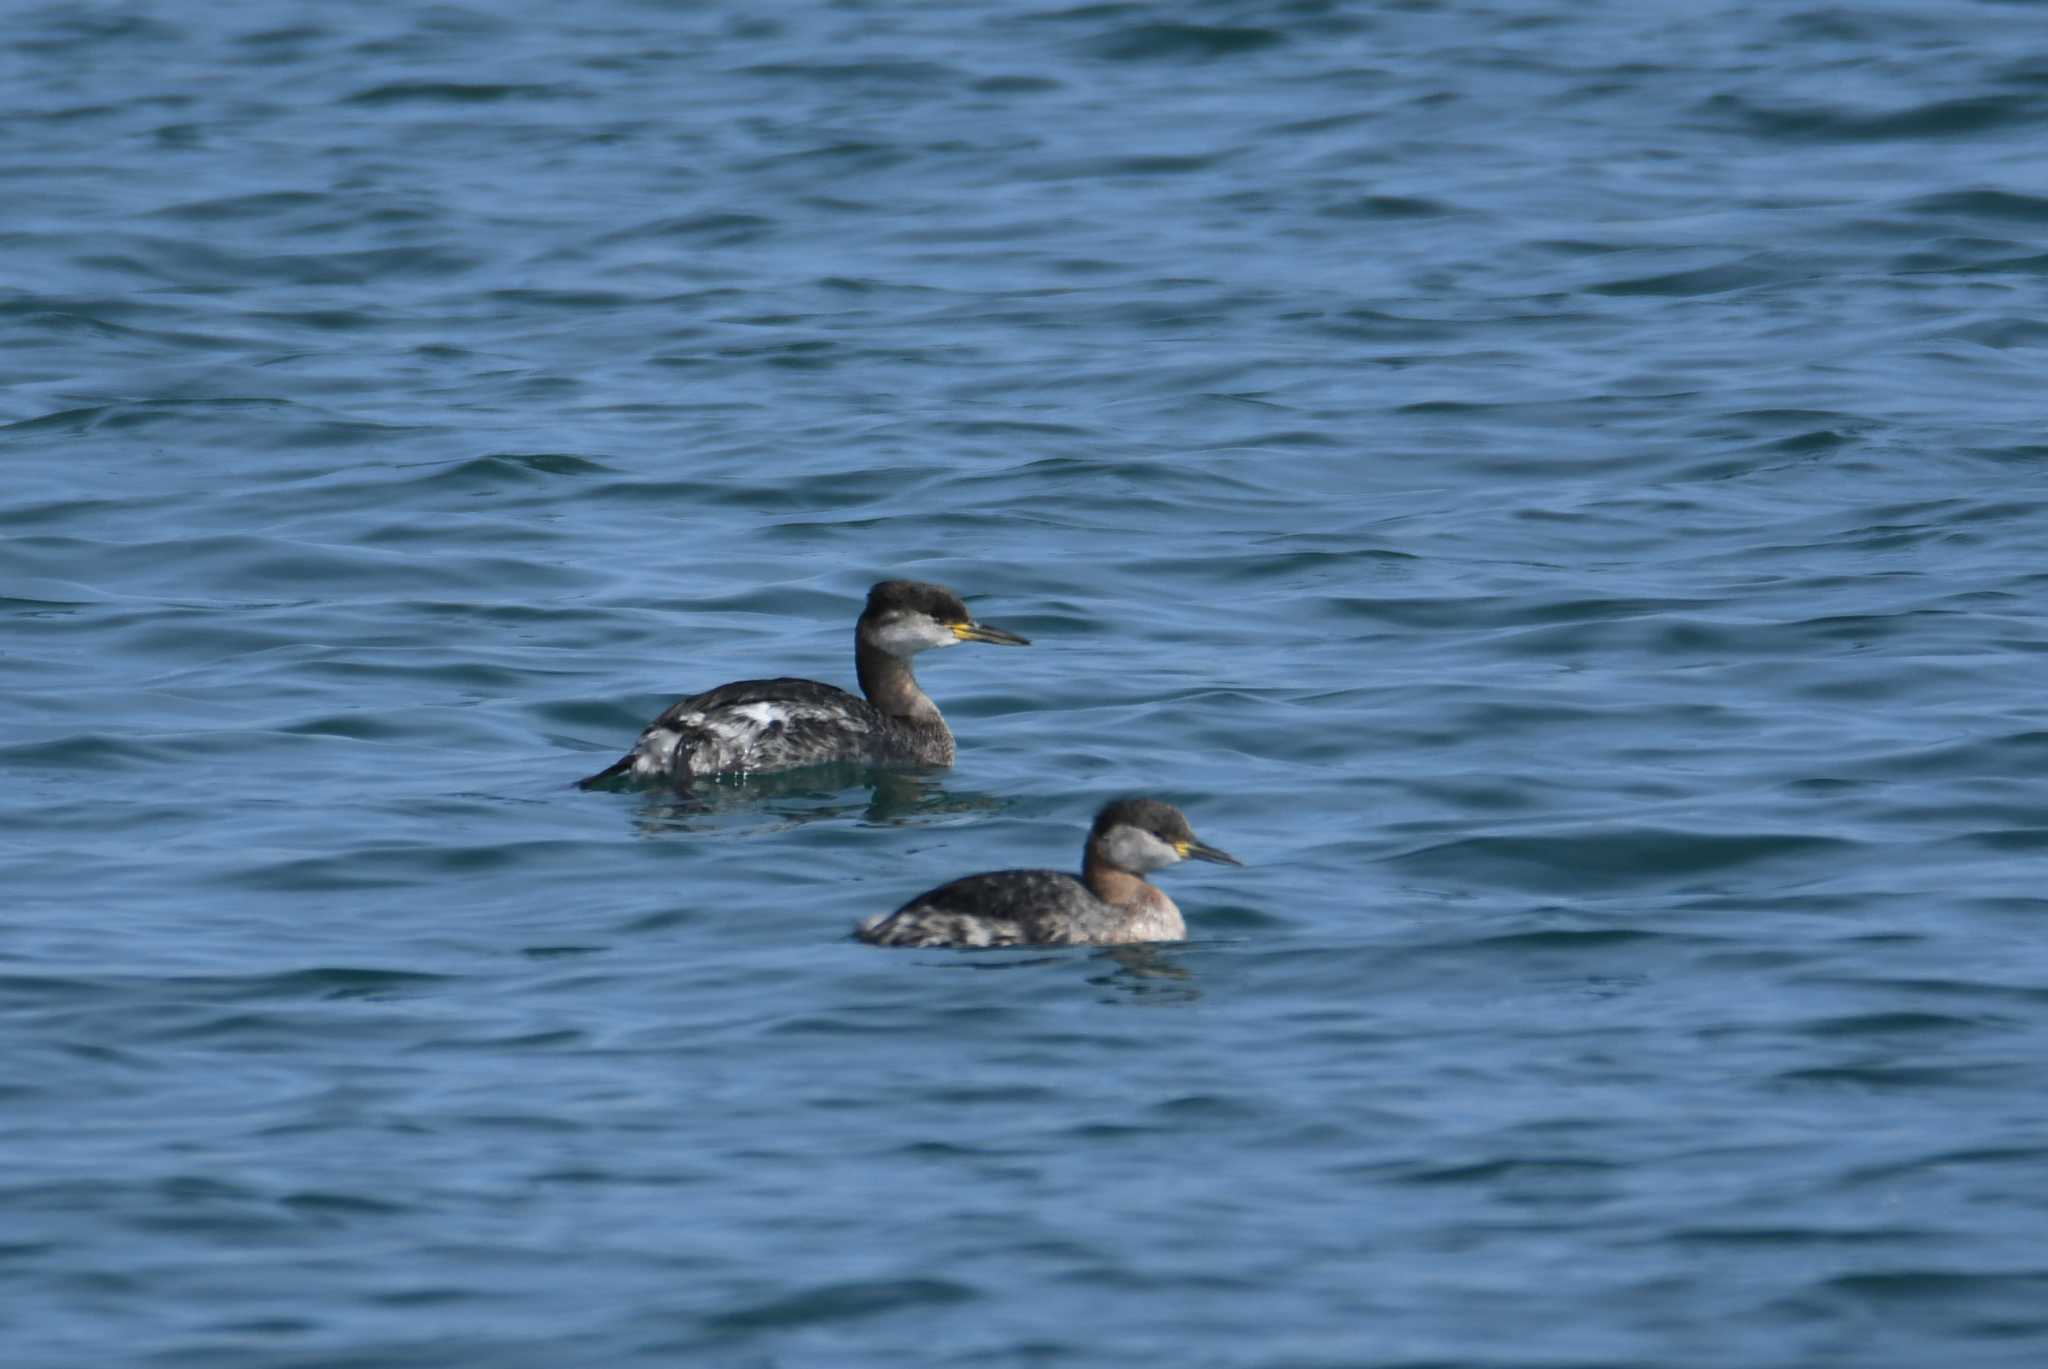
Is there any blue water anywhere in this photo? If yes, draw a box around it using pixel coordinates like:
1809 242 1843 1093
7 2 2048 1364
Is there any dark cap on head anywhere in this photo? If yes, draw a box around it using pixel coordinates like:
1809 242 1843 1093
1091 796 1196 844
865 579 970 622
1090 796 1241 866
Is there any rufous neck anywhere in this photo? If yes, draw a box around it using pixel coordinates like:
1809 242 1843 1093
856 636 937 721
1081 853 1151 907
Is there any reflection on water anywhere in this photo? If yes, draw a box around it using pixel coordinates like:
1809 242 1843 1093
934 940 1201 1002
1092 944 1200 1002
620 763 1007 836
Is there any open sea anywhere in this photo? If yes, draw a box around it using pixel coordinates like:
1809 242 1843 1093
7 2 2048 1365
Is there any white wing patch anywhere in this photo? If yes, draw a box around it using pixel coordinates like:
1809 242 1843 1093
631 726 684 778
628 698 879 779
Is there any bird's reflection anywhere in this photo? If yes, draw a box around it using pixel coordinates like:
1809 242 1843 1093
941 941 1201 1003
1092 944 1200 1002
622 763 1004 836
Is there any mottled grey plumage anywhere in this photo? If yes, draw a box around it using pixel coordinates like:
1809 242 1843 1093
578 580 1027 790
856 797 1241 948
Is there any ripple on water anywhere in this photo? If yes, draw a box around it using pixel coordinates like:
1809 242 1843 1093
8 2 2048 1367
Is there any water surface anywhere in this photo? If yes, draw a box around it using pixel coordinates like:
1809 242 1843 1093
6 3 2048 1365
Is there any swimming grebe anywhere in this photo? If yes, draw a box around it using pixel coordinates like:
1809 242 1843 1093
855 797 1241 948
577 579 1029 789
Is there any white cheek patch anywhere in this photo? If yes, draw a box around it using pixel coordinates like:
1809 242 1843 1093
1102 825 1183 873
872 616 957 656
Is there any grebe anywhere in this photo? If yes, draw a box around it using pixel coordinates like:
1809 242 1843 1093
577 579 1028 790
856 798 1241 948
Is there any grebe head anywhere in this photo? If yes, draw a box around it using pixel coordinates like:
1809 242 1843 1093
859 579 1030 659
1089 797 1242 875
